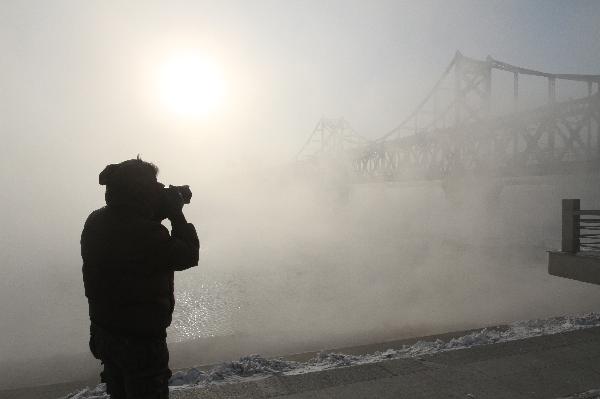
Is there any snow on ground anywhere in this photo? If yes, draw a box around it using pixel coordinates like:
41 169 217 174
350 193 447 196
62 312 600 398
558 389 600 399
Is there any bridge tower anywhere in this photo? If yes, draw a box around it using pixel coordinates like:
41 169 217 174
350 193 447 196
381 51 494 140
295 117 366 160
453 52 492 125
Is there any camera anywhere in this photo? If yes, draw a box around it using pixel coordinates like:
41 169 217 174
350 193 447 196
165 185 192 204
153 185 192 221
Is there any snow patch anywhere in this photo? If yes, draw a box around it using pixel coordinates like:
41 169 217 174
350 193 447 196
170 354 298 387
62 383 108 399
557 389 600 399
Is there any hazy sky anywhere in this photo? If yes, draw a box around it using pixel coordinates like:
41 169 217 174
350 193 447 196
2 1 600 172
1 0 600 367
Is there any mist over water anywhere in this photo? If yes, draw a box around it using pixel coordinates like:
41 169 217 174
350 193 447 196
166 171 600 347
4 158 600 390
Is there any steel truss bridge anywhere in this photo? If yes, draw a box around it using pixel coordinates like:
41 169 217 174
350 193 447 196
297 52 600 184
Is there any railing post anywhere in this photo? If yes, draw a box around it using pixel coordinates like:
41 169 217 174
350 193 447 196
588 81 593 156
562 199 580 253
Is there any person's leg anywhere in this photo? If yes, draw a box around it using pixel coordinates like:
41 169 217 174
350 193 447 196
121 338 171 399
101 361 127 399
90 325 128 399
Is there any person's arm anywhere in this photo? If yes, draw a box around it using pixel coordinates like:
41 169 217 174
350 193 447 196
147 214 200 271
147 186 200 271
167 210 200 271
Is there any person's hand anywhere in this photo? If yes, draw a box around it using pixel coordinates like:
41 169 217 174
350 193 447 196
165 186 185 219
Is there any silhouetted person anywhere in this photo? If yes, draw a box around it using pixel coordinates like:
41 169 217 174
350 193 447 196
81 157 200 399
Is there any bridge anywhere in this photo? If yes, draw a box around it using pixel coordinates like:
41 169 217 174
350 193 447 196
297 52 600 185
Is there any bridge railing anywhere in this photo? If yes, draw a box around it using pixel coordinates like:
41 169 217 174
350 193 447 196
562 199 600 253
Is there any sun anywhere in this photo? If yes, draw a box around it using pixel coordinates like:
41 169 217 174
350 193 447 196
157 52 226 119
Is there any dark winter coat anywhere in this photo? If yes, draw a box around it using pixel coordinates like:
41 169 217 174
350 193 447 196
81 206 199 338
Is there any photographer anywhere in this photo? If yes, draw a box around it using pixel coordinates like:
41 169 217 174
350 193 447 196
81 157 200 399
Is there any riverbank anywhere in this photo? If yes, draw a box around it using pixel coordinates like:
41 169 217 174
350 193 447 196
3 313 600 399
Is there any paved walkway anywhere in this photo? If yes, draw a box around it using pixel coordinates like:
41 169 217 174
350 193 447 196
172 327 600 399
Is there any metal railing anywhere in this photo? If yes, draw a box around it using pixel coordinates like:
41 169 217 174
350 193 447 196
562 199 600 253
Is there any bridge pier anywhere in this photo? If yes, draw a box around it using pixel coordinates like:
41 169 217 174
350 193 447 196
548 77 556 104
513 72 519 111
441 176 504 205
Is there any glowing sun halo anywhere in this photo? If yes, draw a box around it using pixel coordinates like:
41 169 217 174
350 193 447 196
157 53 226 119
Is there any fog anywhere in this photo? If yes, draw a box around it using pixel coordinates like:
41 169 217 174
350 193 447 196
2 0 600 389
